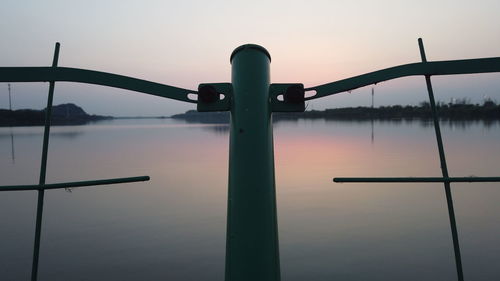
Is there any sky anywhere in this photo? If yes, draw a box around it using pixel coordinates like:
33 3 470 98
1 0 499 116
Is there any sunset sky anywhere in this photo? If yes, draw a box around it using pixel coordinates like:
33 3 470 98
1 0 499 116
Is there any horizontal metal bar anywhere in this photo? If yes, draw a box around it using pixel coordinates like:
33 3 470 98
0 176 150 191
0 67 197 103
333 177 500 183
307 57 500 100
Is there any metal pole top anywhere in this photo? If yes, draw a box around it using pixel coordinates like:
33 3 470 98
230 44 271 63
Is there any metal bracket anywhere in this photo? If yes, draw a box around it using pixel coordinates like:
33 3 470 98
269 83 305 112
197 83 232 112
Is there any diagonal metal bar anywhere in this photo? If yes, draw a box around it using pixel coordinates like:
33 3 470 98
333 177 500 183
0 67 197 103
306 57 500 100
0 176 150 191
31 42 60 281
419 38 464 281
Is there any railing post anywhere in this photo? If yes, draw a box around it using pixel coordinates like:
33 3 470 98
225 45 280 281
31 42 60 281
418 38 464 281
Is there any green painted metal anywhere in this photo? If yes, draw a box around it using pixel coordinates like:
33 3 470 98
31 42 60 281
418 38 464 281
0 176 150 191
307 57 500 100
269 83 305 112
197 83 232 112
225 44 280 281
0 66 197 103
334 177 500 183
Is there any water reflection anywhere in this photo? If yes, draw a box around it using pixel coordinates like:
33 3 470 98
197 124 229 135
0 118 499 281
1 117 498 139
194 117 500 134
10 127 15 163
0 128 84 139
371 118 374 145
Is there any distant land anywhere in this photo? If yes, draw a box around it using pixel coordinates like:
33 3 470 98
2 100 499 126
0 103 112 126
171 100 500 123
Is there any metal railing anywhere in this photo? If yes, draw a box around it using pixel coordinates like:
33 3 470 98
1 43 153 281
332 39 500 281
1 38 499 281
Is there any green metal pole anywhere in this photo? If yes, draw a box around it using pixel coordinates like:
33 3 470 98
225 45 280 281
32 42 60 281
418 38 464 281
0 176 150 191
334 176 500 183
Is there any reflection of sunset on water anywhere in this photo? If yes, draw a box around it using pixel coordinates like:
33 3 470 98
1 118 499 280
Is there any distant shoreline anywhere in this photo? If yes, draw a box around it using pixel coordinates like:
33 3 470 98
113 116 169 120
0 103 112 127
2 100 499 126
171 100 500 124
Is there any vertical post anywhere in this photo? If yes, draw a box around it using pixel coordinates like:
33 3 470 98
418 38 464 281
31 42 60 281
8 83 12 110
225 45 280 281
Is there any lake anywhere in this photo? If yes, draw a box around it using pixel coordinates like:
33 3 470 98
1 118 499 281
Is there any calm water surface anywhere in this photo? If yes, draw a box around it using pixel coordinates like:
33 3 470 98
0 118 499 281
